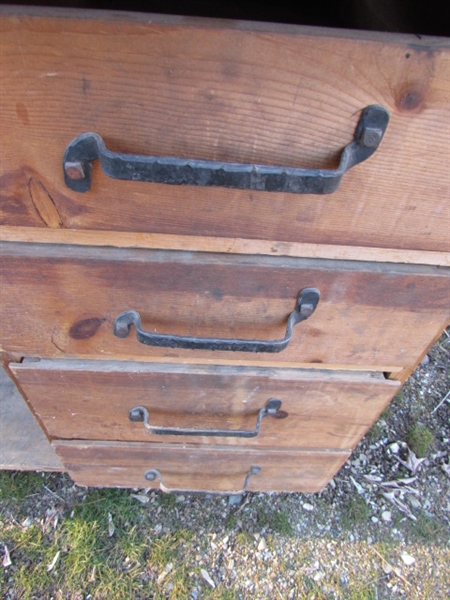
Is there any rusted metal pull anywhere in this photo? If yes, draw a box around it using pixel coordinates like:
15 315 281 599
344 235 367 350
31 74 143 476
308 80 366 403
144 465 261 495
129 398 284 438
63 105 389 195
114 288 320 353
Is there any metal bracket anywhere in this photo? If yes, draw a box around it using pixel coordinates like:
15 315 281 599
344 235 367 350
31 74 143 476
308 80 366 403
114 287 320 353
63 105 389 194
129 398 284 438
144 465 261 495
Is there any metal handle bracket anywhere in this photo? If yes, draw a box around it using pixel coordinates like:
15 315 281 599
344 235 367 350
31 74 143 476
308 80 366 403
129 398 284 438
144 465 261 495
114 287 320 353
63 105 389 195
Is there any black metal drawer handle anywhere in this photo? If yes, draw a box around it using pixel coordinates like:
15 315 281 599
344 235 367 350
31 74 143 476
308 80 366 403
144 465 261 495
129 398 284 438
114 287 320 353
63 105 389 195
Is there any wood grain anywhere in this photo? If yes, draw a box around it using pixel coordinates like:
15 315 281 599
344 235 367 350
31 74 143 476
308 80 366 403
11 359 399 450
1 243 449 369
1 8 449 252
1 226 449 267
53 439 350 493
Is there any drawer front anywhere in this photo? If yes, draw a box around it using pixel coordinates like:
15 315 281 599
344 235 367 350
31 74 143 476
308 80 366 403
52 440 350 493
2 243 449 370
11 360 400 450
1 9 449 253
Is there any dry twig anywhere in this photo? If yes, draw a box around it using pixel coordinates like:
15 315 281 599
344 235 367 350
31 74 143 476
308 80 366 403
372 547 410 587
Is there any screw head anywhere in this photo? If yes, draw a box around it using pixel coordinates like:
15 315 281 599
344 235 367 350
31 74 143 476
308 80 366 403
64 161 85 180
361 127 383 148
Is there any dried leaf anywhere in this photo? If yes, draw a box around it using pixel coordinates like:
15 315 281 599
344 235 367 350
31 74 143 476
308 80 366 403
381 492 417 521
107 513 115 537
131 493 150 504
363 474 383 483
47 550 60 572
2 545 12 568
201 568 216 588
381 477 417 487
397 448 426 474
350 476 365 494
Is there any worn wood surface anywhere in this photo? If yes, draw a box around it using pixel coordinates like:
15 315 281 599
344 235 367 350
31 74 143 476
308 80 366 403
1 8 449 253
1 243 449 370
0 363 63 471
53 439 350 492
12 360 399 449
1 226 449 267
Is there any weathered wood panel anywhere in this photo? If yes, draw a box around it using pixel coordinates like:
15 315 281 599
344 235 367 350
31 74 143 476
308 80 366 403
1 243 449 369
1 8 449 252
12 360 399 449
53 440 350 493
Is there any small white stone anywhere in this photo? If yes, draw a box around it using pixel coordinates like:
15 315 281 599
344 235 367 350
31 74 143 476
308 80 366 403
389 443 400 454
381 511 392 522
154 523 162 535
401 552 416 566
201 569 216 588
371 517 379 523
257 538 267 552
303 503 314 512
313 571 324 582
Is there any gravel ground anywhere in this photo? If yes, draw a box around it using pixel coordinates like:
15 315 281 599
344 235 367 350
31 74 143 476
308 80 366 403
1 329 449 599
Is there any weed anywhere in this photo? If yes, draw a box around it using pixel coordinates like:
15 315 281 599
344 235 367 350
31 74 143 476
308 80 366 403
158 492 177 508
367 421 382 441
407 424 434 457
341 495 370 529
224 513 238 530
256 509 293 535
408 511 445 543
0 471 43 500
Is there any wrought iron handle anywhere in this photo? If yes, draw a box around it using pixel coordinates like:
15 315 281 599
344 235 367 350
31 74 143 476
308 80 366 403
114 287 320 353
144 465 261 495
63 105 389 195
129 398 284 438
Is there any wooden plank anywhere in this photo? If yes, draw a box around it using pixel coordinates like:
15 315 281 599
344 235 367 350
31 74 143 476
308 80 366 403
1 226 449 267
1 8 449 253
0 364 63 471
1 243 449 369
11 359 400 450
53 440 350 493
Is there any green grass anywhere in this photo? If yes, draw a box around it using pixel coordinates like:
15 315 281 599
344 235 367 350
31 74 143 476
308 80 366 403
257 509 293 535
1 471 449 599
0 471 44 500
341 495 370 529
407 424 434 457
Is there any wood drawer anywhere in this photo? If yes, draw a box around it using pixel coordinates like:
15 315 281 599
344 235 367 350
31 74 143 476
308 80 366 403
1 8 449 254
11 359 400 450
52 440 350 493
1 243 449 370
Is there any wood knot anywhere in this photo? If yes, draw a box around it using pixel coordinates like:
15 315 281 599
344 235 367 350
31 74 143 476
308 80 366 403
396 88 424 112
69 318 106 339
28 178 63 228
